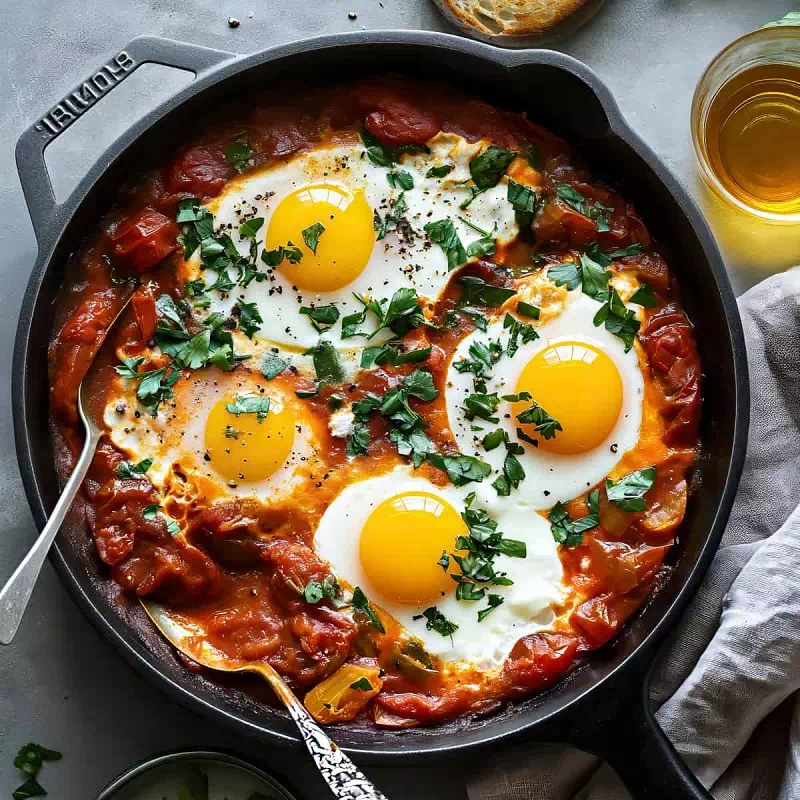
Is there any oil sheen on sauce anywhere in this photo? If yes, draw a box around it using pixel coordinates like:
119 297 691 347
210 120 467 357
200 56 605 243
704 63 800 214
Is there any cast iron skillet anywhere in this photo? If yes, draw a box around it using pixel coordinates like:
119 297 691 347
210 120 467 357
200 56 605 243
13 32 748 799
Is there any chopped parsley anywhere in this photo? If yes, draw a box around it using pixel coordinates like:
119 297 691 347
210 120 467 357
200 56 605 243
503 313 538 358
115 459 152 479
525 143 542 169
350 370 438 466
516 399 562 440
470 145 516 190
387 169 414 190
224 425 240 439
301 222 325 254
349 677 373 691
300 303 340 332
261 243 303 266
548 253 610 301
427 453 491 486
606 467 657 512
235 300 263 338
593 285 641 351
224 137 253 172
351 586 385 633
373 192 410 241
360 129 394 168
462 392 500 422
238 217 264 239
226 395 270 420
448 493 526 599
453 340 503 382
477 593 504 622
507 178 538 227
303 575 341 604
516 301 540 319
630 283 657 307
491 439 526 497
554 182 613 231
458 275 515 308
344 286 432 340
261 353 288 380
420 606 458 638
306 339 345 385
424 218 466 271
142 504 160 521
549 490 600 547
12 743 62 800
360 343 431 369
426 164 454 178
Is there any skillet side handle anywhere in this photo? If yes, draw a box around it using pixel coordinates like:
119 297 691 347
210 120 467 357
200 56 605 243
561 663 711 800
15 35 235 248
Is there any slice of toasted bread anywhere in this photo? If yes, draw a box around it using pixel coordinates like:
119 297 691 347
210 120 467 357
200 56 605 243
433 0 595 40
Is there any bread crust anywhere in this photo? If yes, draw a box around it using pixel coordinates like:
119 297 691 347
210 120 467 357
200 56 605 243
433 0 593 39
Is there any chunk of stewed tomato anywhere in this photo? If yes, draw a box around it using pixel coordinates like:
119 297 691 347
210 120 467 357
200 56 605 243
109 209 179 273
166 144 229 197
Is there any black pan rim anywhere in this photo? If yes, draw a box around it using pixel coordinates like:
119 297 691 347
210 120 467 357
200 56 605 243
12 30 750 764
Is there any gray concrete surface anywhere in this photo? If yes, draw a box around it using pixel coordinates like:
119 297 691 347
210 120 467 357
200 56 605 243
1 0 797 797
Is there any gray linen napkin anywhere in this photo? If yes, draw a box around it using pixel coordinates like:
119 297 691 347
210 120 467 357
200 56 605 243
468 268 800 800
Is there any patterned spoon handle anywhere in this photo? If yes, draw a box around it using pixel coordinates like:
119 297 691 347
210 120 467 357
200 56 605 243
262 664 389 800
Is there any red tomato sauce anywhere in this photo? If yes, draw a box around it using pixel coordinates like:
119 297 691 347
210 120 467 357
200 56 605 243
47 77 702 728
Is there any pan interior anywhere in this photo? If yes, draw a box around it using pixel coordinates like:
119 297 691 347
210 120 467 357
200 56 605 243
16 38 744 758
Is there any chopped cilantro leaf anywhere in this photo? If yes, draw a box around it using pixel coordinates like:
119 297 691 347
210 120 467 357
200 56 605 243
579 251 611 301
301 222 325 254
300 303 340 332
470 145 516 190
424 218 466 271
307 339 344 385
304 575 341 604
235 300 263 339
549 490 600 547
387 169 414 190
238 217 264 238
458 275 515 308
427 454 491 486
593 286 640 351
548 262 581 290
477 594 504 622
630 283 657 307
421 606 458 637
261 353 288 380
224 138 253 172
606 467 657 512
115 459 152 479
426 164 454 178
226 395 271 420
517 400 562 440
349 677 373 691
554 182 612 231
516 301 540 319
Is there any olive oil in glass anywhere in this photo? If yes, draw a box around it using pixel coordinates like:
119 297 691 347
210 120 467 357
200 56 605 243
704 63 800 216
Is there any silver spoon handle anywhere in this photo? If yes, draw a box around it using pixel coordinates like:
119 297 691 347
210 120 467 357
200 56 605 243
281 691 388 800
0 427 102 644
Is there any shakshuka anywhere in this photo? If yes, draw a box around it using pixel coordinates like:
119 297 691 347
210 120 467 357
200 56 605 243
48 76 701 727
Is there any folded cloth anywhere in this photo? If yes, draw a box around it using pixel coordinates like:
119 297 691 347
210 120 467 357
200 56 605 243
467 268 800 800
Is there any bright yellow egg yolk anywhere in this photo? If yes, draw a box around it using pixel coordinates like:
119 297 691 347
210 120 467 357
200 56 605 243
265 184 374 292
204 395 295 482
513 341 623 454
360 491 467 606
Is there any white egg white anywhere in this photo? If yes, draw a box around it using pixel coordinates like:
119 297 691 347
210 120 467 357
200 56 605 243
180 135 519 365
104 366 321 504
314 467 566 671
445 291 645 510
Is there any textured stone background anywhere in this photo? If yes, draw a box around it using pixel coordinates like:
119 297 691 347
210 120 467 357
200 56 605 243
0 0 796 796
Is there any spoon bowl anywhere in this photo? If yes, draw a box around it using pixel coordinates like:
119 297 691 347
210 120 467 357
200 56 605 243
141 599 388 800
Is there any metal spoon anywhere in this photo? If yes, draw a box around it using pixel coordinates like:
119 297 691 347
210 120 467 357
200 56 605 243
0 295 133 645
142 599 388 800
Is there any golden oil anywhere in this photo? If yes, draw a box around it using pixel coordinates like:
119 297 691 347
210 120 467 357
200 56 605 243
703 63 800 215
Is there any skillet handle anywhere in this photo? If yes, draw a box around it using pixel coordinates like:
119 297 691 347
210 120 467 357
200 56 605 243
15 35 235 248
551 659 711 800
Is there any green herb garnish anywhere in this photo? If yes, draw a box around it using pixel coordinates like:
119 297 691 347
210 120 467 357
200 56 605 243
115 459 152 479
352 586 386 633
606 466 656 512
